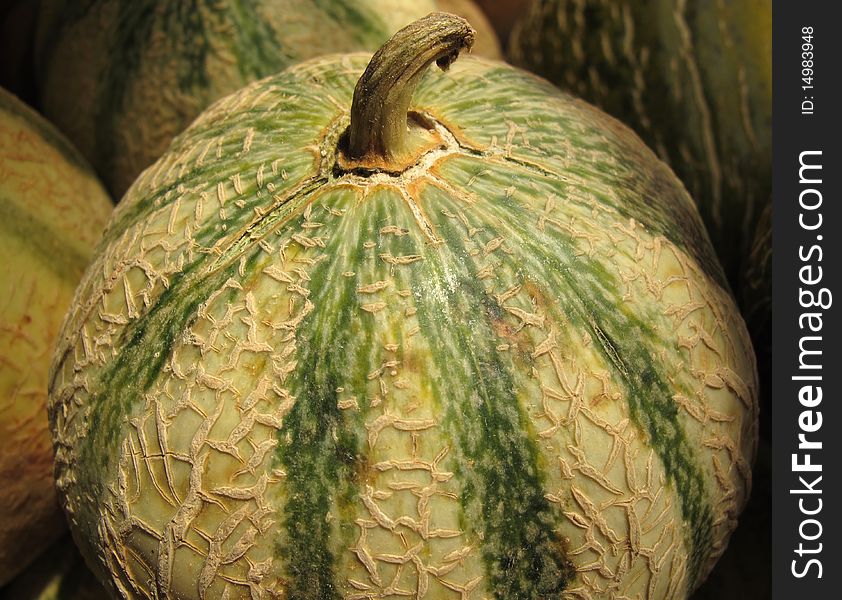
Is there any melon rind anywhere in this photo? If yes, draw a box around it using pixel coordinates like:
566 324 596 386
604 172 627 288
0 88 111 585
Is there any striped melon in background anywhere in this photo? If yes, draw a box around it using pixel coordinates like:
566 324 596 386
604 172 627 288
742 202 771 367
0 88 112 586
48 14 757 600
34 0 501 201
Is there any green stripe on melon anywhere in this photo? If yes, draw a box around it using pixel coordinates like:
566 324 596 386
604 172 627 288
49 16 756 600
423 162 718 584
277 186 375 600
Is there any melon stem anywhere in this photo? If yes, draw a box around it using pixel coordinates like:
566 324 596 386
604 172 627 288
346 13 475 166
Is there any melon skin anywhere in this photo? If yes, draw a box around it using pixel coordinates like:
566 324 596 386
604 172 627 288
688 440 770 600
50 54 756 600
0 88 112 585
34 0 443 200
509 0 772 291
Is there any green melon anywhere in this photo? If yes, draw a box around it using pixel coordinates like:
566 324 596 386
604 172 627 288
35 0 440 199
509 0 772 290
49 15 757 600
0 88 112 585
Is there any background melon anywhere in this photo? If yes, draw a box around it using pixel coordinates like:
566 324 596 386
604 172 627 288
0 88 112 585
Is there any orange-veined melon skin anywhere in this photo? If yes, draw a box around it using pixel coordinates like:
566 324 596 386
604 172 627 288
0 88 112 586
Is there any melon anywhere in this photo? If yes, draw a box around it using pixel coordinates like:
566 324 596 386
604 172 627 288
509 0 772 290
49 14 757 600
35 0 500 200
0 88 112 585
